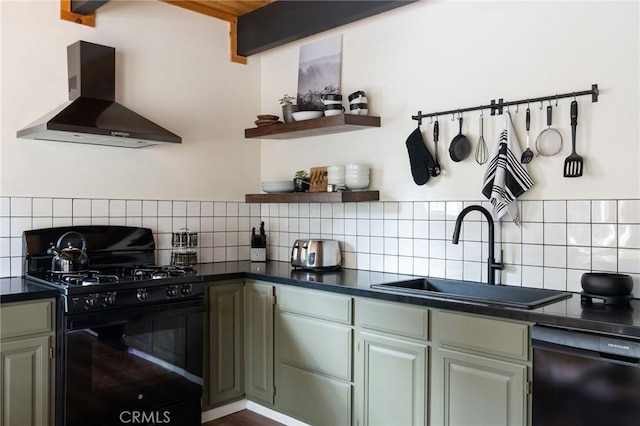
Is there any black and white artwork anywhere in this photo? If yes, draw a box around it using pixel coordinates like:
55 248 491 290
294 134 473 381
297 35 343 111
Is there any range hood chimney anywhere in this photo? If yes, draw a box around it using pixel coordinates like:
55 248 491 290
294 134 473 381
17 41 181 148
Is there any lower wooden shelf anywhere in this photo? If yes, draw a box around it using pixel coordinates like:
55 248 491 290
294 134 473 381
245 190 379 203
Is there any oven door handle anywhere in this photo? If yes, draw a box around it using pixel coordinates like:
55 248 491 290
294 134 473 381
67 298 205 329
534 339 640 368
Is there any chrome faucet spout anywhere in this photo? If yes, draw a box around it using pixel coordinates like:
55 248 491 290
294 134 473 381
452 205 503 285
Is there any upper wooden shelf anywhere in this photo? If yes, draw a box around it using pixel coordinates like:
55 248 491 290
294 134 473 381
244 115 381 139
245 190 379 203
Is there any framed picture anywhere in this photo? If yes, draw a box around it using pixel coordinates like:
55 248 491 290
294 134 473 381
297 34 343 111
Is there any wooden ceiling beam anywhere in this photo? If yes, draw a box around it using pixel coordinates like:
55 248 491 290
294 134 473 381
237 0 417 57
162 0 236 22
60 0 96 27
71 0 110 15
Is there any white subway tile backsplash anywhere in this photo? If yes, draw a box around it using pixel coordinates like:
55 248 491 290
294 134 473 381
619 224 640 249
544 200 566 222
567 246 591 270
522 222 544 244
544 245 566 268
11 198 31 217
618 249 640 274
591 224 617 247
2 196 639 289
591 247 617 272
567 223 591 246
92 199 109 217
72 199 91 217
0 198 9 217
544 223 567 245
33 198 53 217
109 200 126 217
54 199 72 217
567 200 590 223
618 200 640 224
592 200 617 223
521 200 543 222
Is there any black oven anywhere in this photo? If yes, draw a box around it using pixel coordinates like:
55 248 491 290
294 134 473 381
64 299 204 426
22 226 206 426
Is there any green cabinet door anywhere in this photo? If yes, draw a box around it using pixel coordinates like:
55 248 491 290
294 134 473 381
431 348 527 426
207 282 245 407
244 281 274 405
354 331 427 426
0 335 51 426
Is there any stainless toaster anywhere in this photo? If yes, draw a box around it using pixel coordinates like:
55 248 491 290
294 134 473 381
291 239 342 270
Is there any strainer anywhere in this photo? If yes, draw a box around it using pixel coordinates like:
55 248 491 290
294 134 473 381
535 104 563 157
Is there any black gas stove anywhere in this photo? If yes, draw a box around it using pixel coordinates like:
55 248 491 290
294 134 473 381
24 226 205 426
23 225 204 313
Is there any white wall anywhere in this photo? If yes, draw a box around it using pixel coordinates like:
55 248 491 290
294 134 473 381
1 0 261 201
259 1 640 201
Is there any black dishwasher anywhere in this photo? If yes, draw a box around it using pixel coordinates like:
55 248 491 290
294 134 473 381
532 325 640 426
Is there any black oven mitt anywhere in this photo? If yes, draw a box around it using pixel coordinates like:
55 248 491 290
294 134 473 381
405 127 436 185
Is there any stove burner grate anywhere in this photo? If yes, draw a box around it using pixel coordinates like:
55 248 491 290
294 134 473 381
53 271 120 286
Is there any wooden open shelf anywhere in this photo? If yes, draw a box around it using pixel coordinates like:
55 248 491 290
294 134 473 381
244 114 381 139
245 190 379 203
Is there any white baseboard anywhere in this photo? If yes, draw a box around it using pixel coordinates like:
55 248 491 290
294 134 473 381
201 400 309 426
201 400 247 423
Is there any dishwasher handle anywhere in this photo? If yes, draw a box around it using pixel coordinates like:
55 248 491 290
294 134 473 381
533 325 640 367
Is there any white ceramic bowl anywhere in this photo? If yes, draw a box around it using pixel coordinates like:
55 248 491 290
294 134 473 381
324 109 344 117
292 111 323 121
261 180 294 193
345 164 369 170
345 178 369 190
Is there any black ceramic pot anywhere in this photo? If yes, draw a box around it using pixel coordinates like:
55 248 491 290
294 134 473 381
293 178 310 192
581 272 633 296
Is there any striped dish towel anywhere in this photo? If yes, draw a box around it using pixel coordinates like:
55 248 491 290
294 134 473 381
481 112 534 226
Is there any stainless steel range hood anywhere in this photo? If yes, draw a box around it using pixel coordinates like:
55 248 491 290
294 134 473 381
17 41 181 148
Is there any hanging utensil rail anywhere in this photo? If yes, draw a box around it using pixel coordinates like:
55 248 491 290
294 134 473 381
412 84 598 126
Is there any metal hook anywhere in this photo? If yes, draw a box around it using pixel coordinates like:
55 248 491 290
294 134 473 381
573 92 577 101
506 104 510 113
555 95 559 107
480 109 484 118
429 115 433 124
451 112 456 121
540 100 544 110
458 110 462 119
514 104 519 113
527 99 530 109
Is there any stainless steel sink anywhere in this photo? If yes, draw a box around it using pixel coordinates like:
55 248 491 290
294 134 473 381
371 278 572 309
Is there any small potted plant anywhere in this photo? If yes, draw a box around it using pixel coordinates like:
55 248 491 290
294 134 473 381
279 94 300 123
293 170 310 192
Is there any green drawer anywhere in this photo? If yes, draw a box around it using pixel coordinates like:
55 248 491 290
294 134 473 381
277 285 352 324
355 298 429 341
1 299 54 340
432 310 530 361
278 312 352 381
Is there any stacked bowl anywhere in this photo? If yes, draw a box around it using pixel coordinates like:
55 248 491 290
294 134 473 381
327 166 346 189
261 180 294 193
345 164 370 190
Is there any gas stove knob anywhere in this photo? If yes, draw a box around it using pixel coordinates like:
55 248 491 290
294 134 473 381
136 289 148 301
181 284 192 295
167 285 178 297
103 292 116 306
84 294 97 308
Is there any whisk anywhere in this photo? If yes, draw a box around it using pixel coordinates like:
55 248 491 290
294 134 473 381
475 114 488 165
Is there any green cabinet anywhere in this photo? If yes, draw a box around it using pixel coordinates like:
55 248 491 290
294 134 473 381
244 281 274 406
206 281 245 408
354 298 429 426
274 285 353 426
0 298 55 426
355 331 427 426
430 310 531 426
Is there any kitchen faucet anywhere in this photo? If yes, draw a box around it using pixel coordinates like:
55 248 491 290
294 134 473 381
452 205 503 285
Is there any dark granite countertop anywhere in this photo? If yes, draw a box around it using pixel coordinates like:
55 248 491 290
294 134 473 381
0 277 60 304
195 261 640 340
4 261 639 340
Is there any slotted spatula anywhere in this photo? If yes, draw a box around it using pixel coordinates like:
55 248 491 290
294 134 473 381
563 100 583 177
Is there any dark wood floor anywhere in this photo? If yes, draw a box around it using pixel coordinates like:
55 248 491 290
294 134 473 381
203 409 284 426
